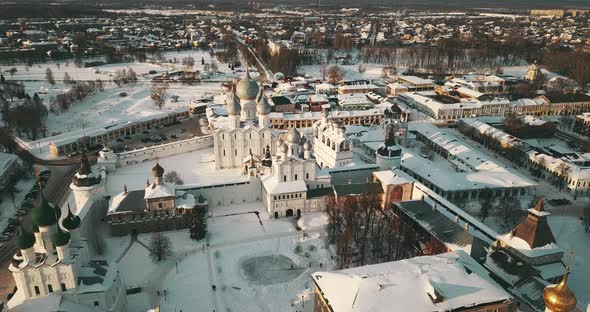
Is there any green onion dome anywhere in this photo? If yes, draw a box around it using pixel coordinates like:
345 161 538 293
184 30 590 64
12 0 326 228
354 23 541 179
15 226 35 250
32 196 58 227
62 205 81 231
51 227 71 247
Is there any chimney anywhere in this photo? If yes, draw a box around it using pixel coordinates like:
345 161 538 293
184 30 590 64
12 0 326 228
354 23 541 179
124 184 128 195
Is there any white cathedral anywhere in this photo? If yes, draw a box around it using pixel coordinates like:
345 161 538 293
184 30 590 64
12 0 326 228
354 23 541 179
213 67 355 217
7 153 127 312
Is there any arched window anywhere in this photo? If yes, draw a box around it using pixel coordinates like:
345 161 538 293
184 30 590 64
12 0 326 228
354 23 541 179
306 173 309 179
294 174 298 180
283 175 287 182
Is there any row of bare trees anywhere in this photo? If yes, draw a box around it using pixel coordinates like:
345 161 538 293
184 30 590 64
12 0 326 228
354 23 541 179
49 80 104 113
0 93 47 140
543 47 590 88
326 194 413 269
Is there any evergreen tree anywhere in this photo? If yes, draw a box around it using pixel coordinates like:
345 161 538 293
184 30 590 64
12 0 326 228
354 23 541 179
189 208 207 241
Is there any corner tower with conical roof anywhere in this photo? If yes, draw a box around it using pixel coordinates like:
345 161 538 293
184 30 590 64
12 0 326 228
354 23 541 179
69 148 106 214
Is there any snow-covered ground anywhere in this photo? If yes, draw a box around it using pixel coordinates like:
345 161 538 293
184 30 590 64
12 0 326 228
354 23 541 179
104 147 245 196
4 49 242 140
103 201 333 312
42 82 224 136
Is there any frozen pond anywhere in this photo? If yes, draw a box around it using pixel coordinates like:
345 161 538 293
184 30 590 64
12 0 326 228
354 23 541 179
240 255 304 286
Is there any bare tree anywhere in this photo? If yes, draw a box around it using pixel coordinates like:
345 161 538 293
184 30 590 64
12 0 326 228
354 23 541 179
497 196 521 228
556 162 572 190
148 232 173 262
45 68 55 85
150 82 169 109
326 65 344 84
63 72 74 85
164 170 184 185
479 188 494 222
319 61 328 81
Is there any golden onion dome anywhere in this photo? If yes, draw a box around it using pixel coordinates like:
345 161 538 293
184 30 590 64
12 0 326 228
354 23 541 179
543 269 577 312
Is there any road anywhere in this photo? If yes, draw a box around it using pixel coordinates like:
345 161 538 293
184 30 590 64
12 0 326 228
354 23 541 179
232 33 275 83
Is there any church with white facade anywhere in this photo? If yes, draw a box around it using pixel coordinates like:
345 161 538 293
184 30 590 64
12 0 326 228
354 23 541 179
7 158 127 312
211 68 359 217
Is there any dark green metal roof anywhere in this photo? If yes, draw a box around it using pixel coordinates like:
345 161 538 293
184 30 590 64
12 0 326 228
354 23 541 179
15 226 35 250
333 183 382 196
306 187 334 198
62 205 81 231
32 195 58 227
51 227 71 247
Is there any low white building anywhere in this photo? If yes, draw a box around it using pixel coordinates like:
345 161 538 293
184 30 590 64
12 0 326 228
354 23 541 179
337 93 374 110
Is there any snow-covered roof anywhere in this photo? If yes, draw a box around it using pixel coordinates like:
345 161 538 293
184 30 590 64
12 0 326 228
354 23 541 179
175 192 196 209
400 151 535 191
311 251 512 312
262 176 308 195
8 293 95 312
144 182 175 200
497 234 562 258
372 170 411 185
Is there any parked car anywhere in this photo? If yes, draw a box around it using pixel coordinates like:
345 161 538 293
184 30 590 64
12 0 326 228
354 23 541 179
67 152 80 158
160 133 168 140
116 138 124 143
141 138 150 144
142 130 150 135
0 235 12 241
170 134 177 139
124 136 132 140
150 136 161 143
16 209 28 216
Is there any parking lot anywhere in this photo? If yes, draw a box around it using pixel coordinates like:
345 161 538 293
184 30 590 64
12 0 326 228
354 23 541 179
99 115 205 154
0 170 51 243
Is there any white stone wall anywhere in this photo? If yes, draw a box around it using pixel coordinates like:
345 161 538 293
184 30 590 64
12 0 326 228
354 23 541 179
180 178 261 208
117 135 214 167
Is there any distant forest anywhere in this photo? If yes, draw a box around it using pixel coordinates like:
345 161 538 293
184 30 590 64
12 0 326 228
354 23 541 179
2 0 589 18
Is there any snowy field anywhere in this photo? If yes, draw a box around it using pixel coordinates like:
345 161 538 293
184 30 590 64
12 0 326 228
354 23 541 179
297 63 564 82
2 49 243 139
103 202 333 312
